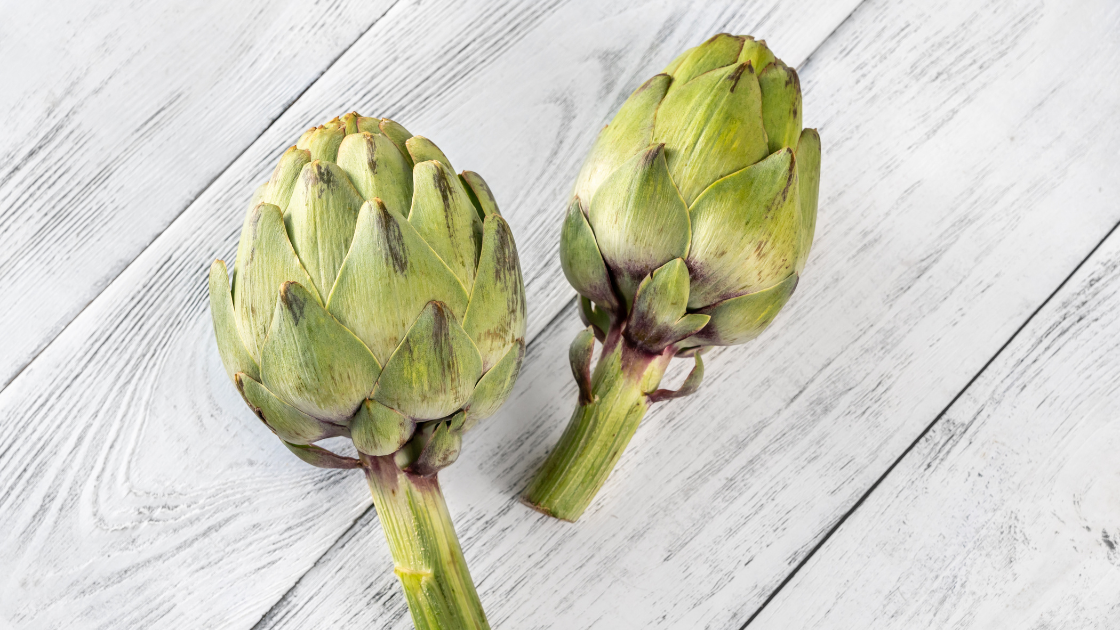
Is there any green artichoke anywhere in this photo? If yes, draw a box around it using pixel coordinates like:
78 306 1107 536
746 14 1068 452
524 35 820 521
208 112 525 629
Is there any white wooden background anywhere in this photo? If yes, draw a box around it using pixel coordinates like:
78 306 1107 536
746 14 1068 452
1 0 1118 628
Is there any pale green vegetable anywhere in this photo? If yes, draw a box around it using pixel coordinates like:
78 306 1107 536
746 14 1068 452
526 35 821 522
209 112 525 630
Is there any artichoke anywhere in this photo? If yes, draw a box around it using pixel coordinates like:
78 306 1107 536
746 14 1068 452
524 35 820 521
208 112 525 629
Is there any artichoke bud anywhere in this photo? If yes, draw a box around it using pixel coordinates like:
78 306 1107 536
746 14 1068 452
209 113 526 474
561 35 820 353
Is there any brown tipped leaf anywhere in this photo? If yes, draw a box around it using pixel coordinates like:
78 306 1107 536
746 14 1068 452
327 200 468 365
372 301 483 421
758 59 803 153
285 160 365 299
232 203 321 361
237 373 341 444
336 132 414 217
686 148 801 308
462 214 527 371
208 260 259 382
654 62 769 205
408 160 484 293
259 281 381 423
669 33 744 85
571 74 671 211
588 144 690 309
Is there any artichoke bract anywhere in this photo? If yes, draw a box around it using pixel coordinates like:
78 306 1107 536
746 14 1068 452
208 112 525 629
524 35 820 521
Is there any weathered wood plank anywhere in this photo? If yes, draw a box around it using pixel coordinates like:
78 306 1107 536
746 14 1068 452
251 0 1120 628
0 1 861 627
751 228 1120 628
0 0 396 388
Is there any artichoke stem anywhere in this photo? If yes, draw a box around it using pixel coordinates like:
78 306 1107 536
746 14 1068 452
523 328 672 521
363 455 490 630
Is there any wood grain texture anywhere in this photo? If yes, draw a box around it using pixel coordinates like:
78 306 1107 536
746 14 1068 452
0 0 396 388
751 226 1120 629
0 1 861 628
251 0 1120 628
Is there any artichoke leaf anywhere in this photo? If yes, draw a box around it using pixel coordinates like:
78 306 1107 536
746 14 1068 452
208 260 259 382
351 398 415 456
327 199 469 365
627 258 710 352
340 112 361 134
686 148 801 308
379 119 414 167
758 60 803 153
795 128 821 273
654 62 769 206
408 160 484 292
232 203 322 361
560 198 619 311
259 146 311 213
571 73 671 212
260 281 381 423
569 327 596 406
662 45 696 76
285 160 365 299
647 352 705 402
303 124 346 162
460 170 500 218
463 340 524 430
579 296 610 340
588 144 691 310
681 273 799 347
336 132 414 217
669 33 744 85
405 136 453 172
738 38 776 74
357 116 382 134
283 441 362 469
462 214 527 371
372 301 483 421
236 372 341 444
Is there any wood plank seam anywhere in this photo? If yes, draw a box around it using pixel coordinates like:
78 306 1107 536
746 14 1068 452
738 214 1120 630
0 0 402 397
248 1 873 622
